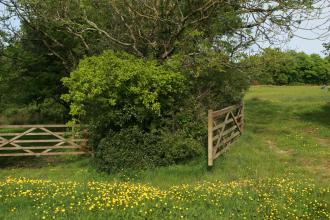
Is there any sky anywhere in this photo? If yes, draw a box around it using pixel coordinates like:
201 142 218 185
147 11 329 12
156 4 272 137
270 16 330 57
264 2 330 57
261 31 330 57
287 37 327 55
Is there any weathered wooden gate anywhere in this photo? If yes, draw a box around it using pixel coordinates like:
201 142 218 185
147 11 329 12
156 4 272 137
208 104 244 166
0 125 89 156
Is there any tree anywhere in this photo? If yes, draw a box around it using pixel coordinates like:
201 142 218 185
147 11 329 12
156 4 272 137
1 0 328 61
245 48 330 85
324 43 330 61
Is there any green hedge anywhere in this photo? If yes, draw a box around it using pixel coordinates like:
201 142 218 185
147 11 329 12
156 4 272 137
96 127 204 172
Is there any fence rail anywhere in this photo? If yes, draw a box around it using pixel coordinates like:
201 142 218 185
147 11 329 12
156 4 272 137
0 125 89 157
208 104 244 166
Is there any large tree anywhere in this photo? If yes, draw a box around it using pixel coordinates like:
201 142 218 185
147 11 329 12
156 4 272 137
1 0 328 62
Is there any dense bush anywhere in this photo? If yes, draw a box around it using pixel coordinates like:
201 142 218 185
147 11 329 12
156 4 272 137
96 127 159 172
62 50 187 128
63 50 207 172
96 127 204 172
245 49 330 85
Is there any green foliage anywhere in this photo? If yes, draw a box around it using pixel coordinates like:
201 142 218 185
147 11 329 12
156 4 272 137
245 48 330 85
0 30 72 123
324 42 330 58
0 0 323 125
3 0 318 61
62 50 187 128
62 50 207 171
96 126 159 172
0 99 67 124
157 130 205 164
96 127 204 172
165 51 250 110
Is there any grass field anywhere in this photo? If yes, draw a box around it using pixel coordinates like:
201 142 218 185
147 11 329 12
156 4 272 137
0 86 329 219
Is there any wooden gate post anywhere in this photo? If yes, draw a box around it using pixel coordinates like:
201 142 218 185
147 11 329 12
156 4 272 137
208 109 214 166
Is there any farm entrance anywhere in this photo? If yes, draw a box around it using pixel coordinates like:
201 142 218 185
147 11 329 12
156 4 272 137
0 104 244 164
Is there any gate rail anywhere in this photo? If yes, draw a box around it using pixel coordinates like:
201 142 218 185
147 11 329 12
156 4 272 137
0 125 89 157
208 104 244 166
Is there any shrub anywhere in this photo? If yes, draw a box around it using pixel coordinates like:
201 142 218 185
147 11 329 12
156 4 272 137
62 50 207 171
96 127 204 172
96 126 157 172
62 50 188 144
157 130 205 164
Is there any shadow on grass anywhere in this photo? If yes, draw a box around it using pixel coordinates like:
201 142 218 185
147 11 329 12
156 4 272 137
0 156 85 169
298 102 330 128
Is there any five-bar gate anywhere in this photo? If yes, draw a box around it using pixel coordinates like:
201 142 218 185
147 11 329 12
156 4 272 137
208 104 244 166
0 125 89 156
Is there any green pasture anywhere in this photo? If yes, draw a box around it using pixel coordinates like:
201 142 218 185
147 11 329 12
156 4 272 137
0 86 329 219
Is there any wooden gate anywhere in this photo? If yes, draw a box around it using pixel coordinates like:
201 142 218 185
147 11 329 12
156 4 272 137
208 104 244 166
0 125 89 157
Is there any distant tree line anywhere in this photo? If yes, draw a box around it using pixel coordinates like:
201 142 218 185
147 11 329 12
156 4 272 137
245 48 330 85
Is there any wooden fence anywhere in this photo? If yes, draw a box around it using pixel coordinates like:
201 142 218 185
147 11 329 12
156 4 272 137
0 125 89 157
208 104 244 166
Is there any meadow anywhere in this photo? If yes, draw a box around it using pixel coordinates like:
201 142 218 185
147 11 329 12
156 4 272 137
0 86 329 219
